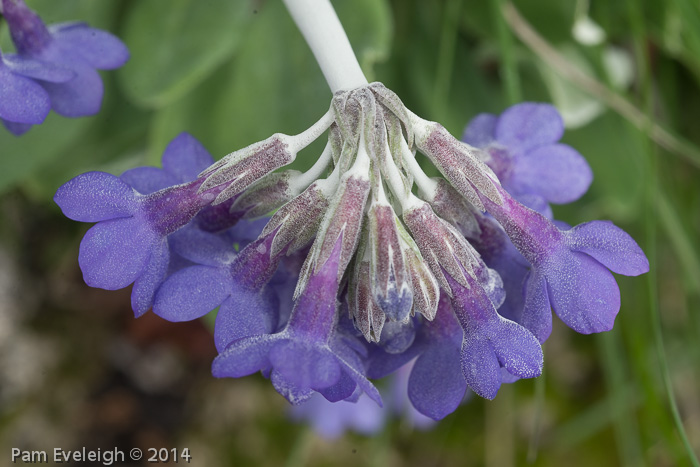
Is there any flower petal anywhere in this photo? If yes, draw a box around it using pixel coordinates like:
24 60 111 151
271 370 313 405
333 348 384 407
495 103 563 153
3 53 74 82
510 143 592 204
78 216 156 289
268 341 341 390
460 335 501 400
0 63 50 124
54 171 137 222
317 369 357 403
226 217 270 248
153 265 231 322
121 167 177 195
168 225 235 267
212 335 278 378
566 220 649 276
50 22 129 70
408 343 466 420
487 316 543 379
366 336 426 379
39 49 103 117
520 271 553 343
545 251 621 334
131 238 170 317
461 113 497 148
1 119 33 135
214 285 279 352
161 132 215 182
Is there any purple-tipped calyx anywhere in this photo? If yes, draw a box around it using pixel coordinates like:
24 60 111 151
368 202 413 322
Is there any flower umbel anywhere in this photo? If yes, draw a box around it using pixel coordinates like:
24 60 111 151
53 0 648 422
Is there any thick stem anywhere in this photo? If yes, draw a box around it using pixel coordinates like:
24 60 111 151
283 0 368 93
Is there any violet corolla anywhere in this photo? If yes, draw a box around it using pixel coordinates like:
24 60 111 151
0 46 71 132
463 102 593 215
0 0 128 134
54 133 227 316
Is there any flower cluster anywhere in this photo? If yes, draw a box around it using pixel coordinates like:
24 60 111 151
55 82 648 421
0 0 128 135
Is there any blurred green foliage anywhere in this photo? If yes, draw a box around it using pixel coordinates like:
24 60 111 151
1 0 699 466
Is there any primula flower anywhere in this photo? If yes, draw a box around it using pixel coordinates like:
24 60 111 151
213 237 382 406
429 179 529 323
463 102 593 214
480 185 649 342
54 133 227 316
369 284 541 420
0 0 128 133
368 295 467 420
0 47 74 133
153 224 287 353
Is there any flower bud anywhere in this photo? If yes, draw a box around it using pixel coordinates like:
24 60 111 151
402 201 481 295
199 134 295 204
231 170 301 219
261 180 331 257
367 203 413 322
414 122 502 211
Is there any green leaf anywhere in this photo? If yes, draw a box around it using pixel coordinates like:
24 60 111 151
149 0 395 169
0 114 92 195
149 1 321 168
559 112 644 223
25 0 119 28
26 81 151 200
118 0 253 109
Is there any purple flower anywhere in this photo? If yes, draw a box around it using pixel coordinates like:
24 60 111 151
213 237 382 406
153 225 285 353
54 133 224 316
481 185 649 342
429 179 528 323
369 283 541 419
445 265 543 400
463 103 593 210
368 295 466 420
0 47 74 134
1 0 128 126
